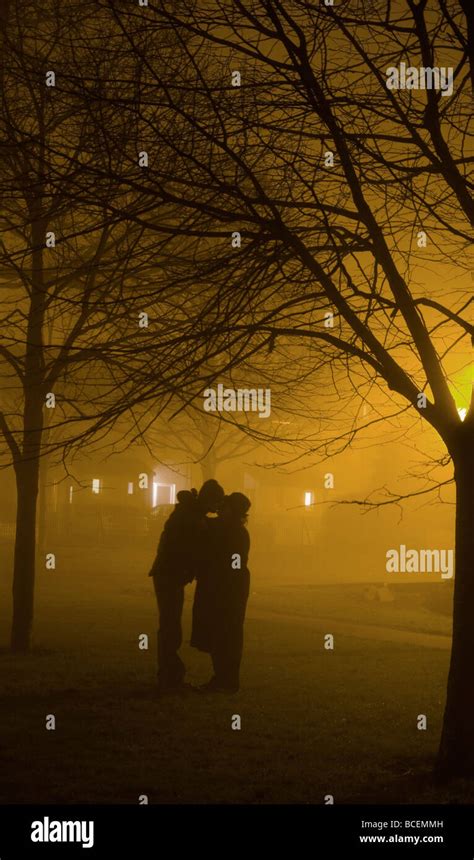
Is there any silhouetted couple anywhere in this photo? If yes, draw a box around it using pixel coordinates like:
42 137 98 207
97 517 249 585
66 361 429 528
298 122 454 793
148 480 251 694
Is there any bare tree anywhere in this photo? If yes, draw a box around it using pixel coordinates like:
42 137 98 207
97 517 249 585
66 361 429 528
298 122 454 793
0 0 209 651
146 406 258 484
102 0 473 778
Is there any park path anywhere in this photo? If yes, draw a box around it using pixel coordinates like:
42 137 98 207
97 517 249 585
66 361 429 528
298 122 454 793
246 606 451 650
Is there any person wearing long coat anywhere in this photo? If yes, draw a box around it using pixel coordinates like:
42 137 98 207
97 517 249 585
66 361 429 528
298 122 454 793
191 492 251 693
149 480 224 692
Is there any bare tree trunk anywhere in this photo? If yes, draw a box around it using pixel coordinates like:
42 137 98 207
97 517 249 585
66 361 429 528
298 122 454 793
436 431 474 778
11 453 41 651
10 208 46 652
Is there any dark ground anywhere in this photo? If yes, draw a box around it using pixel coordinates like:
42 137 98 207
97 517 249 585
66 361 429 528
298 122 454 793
1 544 472 805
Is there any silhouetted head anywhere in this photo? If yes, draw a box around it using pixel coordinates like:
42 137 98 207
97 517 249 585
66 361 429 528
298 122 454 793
176 489 197 507
198 479 225 513
221 492 251 524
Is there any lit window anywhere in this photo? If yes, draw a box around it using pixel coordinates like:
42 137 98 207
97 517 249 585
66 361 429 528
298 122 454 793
304 491 313 507
152 481 176 507
92 478 101 494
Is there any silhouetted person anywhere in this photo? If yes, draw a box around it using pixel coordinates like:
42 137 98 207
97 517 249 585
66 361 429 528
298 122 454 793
191 492 251 693
149 480 225 693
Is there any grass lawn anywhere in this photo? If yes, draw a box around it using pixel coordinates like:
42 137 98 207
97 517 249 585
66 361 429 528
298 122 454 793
0 545 471 805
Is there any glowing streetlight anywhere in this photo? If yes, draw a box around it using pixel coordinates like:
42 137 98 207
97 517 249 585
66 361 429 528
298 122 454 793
458 407 467 421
